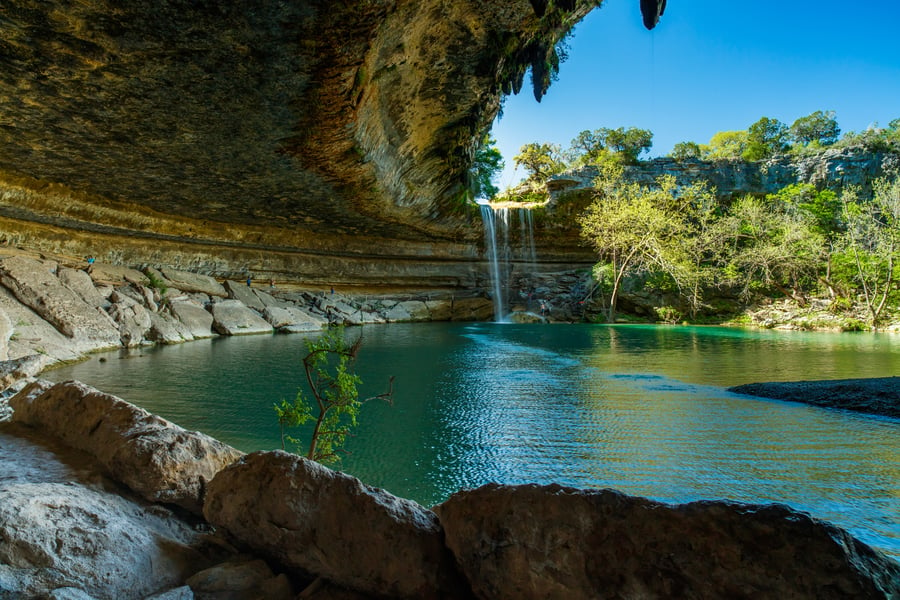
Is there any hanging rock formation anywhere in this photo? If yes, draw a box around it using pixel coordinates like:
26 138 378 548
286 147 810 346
0 0 599 289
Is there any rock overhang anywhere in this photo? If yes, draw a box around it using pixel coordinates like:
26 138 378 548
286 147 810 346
0 0 601 244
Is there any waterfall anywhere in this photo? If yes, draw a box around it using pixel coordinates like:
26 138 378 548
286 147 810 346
479 203 537 322
480 204 506 321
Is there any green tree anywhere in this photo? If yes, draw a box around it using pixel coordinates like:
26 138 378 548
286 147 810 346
790 110 840 146
274 328 393 463
718 195 825 301
598 126 653 165
469 134 504 200
567 129 605 166
743 116 790 161
670 141 702 161
769 183 843 296
579 167 707 321
702 130 749 160
513 142 565 183
837 178 900 327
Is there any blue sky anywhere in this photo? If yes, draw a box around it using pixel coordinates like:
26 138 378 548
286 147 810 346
491 0 900 189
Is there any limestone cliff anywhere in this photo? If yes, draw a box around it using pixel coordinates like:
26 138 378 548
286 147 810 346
0 0 599 288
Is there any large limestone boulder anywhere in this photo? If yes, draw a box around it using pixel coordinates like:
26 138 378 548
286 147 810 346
395 300 431 321
0 420 234 599
204 451 469 599
0 354 50 393
435 483 900 599
168 299 216 339
147 310 195 345
0 482 220 599
87 263 150 286
262 305 328 332
0 284 92 363
58 267 106 308
160 268 227 297
210 299 274 335
224 279 266 311
10 380 244 514
0 256 120 349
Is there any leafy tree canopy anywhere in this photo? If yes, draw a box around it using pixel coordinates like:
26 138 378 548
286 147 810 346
514 142 565 183
790 110 840 146
702 130 749 160
469 134 504 200
743 116 790 161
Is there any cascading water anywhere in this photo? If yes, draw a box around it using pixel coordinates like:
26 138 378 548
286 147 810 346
479 203 506 321
479 203 537 322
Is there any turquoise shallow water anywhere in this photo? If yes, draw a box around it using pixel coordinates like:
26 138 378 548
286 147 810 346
47 323 900 559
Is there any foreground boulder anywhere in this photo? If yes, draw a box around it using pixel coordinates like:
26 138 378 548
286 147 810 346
435 483 900 599
10 380 244 514
0 422 234 599
204 451 469 599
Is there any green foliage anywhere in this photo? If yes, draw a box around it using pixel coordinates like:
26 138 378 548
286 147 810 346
655 306 682 324
514 142 565 183
565 127 653 167
579 166 717 321
836 179 900 327
145 271 168 294
790 110 840 146
469 134 504 200
670 141 702 161
273 327 393 463
701 130 749 160
743 116 789 161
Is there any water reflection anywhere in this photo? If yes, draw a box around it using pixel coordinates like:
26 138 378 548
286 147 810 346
46 323 900 560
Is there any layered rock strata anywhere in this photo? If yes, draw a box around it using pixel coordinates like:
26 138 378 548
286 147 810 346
0 0 599 288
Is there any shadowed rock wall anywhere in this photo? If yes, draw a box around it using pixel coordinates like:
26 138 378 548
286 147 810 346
0 0 600 287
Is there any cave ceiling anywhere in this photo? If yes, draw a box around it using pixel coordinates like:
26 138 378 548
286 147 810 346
0 0 602 242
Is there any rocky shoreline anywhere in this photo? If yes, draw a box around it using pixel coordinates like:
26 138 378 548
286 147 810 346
2 380 898 599
730 377 900 420
1 250 900 597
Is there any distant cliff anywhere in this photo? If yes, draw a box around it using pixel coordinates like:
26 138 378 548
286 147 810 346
547 146 896 203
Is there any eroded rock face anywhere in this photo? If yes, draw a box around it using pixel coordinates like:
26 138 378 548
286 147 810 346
0 0 599 289
10 380 244 515
435 483 900 599
204 451 469 600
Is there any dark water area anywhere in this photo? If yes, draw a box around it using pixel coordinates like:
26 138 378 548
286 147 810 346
47 323 900 560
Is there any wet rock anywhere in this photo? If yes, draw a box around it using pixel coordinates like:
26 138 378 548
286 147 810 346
145 587 194 600
185 557 293 600
224 280 266 311
297 578 380 600
0 256 120 349
169 300 216 339
729 377 900 419
209 299 273 336
204 451 468 600
449 297 494 321
160 268 227 298
10 380 244 514
435 483 900 599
